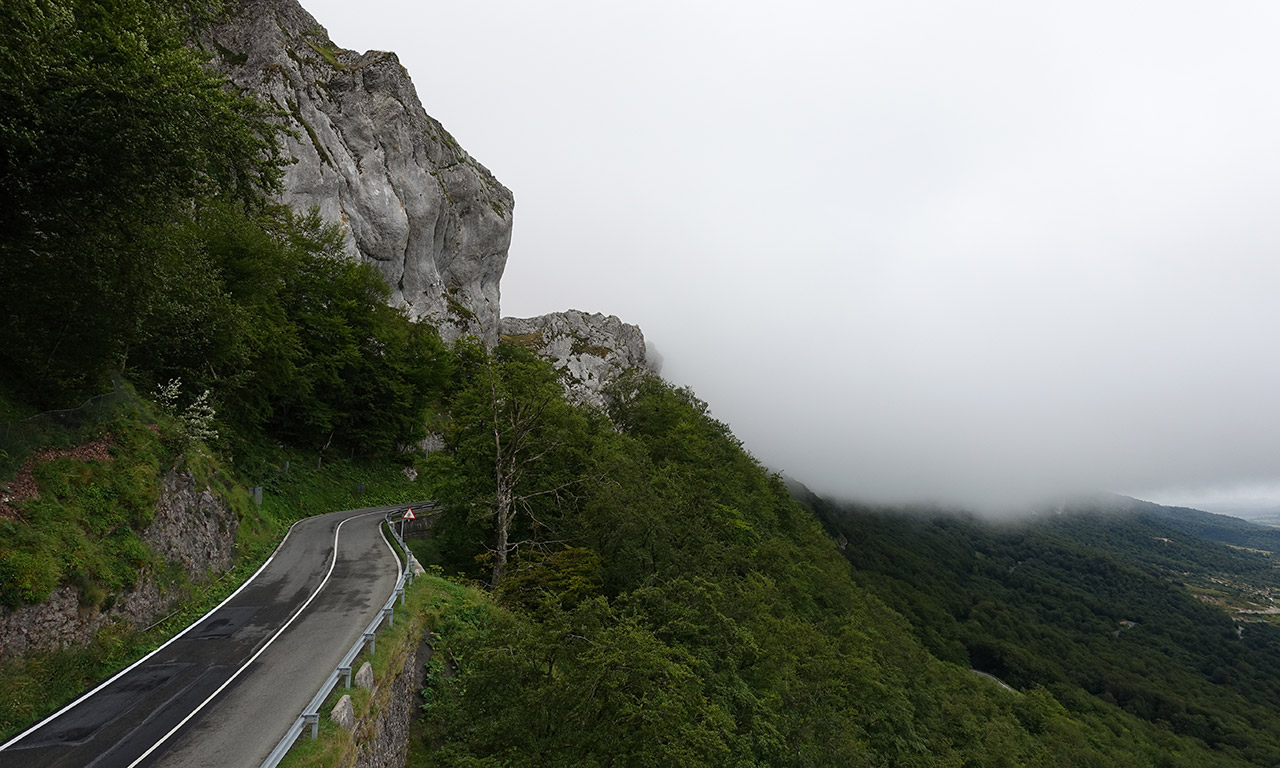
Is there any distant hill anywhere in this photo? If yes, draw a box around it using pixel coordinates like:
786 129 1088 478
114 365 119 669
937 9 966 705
793 485 1280 767
1110 495 1280 552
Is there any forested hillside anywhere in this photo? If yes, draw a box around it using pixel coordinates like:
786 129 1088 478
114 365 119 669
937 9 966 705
799 491 1280 766
2 0 451 656
394 348 1280 766
2 0 450 453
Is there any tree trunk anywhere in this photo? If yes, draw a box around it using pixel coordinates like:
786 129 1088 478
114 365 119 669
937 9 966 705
489 352 510 588
491 482 512 587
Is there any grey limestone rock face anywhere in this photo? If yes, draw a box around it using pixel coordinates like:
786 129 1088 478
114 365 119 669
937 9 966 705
500 310 654 409
146 470 237 578
206 0 513 343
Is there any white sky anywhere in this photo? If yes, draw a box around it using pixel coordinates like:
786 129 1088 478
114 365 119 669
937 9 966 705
301 0 1280 513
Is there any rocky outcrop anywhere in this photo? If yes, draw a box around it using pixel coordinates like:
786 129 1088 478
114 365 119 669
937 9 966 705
0 470 237 660
500 310 654 408
206 0 513 343
332 694 356 731
146 470 237 578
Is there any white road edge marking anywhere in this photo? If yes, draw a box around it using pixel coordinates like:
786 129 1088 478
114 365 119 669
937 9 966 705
0 514 311 752
124 508 386 768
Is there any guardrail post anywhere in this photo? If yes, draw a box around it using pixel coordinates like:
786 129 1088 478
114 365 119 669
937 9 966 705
364 631 376 655
396 587 405 606
339 665 352 688
383 606 394 628
304 712 319 739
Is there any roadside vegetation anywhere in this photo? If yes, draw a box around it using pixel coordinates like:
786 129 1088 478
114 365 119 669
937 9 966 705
0 444 424 741
276 563 439 768
0 0 445 739
0 0 447 614
394 333 1280 765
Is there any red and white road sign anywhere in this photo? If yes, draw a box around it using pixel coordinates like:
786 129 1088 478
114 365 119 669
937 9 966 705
403 508 416 520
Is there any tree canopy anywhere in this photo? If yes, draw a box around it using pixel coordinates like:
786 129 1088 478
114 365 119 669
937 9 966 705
412 365 1268 767
0 0 282 399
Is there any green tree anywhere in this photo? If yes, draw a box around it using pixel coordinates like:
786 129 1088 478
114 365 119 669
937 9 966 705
0 0 281 399
428 342 593 585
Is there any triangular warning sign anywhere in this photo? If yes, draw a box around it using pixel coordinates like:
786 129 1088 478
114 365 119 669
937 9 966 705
403 508 416 520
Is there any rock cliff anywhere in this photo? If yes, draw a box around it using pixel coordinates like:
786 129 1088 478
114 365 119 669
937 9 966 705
207 1 660 392
500 310 654 408
206 0 513 342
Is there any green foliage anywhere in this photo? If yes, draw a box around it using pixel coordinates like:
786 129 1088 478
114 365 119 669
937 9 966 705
0 517 294 742
412 370 1068 766
0 620 143 740
495 547 604 615
1 2 449 456
154 378 219 451
410 365 1280 766
425 341 597 583
0 0 282 399
801 494 1280 766
0 375 141 480
0 412 164 608
0 413 429 738
276 564 433 768
254 455 426 542
10 2 1275 764
0 9 456 746
128 203 452 458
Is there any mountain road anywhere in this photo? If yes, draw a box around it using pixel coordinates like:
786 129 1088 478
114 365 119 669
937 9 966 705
0 503 409 767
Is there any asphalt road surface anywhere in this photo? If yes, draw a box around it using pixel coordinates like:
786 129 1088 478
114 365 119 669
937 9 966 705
0 503 406 768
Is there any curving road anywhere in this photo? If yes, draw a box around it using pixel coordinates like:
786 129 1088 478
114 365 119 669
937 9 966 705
0 503 408 768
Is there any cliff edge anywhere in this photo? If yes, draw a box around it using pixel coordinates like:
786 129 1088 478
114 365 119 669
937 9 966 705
206 0 513 343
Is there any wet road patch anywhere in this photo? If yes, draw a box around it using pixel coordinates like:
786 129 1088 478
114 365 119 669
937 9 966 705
189 606 262 640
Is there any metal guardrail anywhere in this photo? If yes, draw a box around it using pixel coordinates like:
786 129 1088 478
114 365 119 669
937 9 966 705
259 503 437 768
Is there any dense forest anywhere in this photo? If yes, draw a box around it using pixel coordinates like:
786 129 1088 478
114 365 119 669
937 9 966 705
1 0 449 455
1 0 452 629
797 491 1280 766
6 2 1280 766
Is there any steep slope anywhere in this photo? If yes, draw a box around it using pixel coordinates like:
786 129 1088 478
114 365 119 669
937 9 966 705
205 0 513 342
407 355 1269 766
1124 496 1280 552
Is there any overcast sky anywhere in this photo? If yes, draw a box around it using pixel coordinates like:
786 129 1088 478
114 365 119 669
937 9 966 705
303 0 1280 514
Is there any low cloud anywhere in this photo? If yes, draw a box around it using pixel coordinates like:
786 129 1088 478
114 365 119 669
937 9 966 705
310 0 1280 512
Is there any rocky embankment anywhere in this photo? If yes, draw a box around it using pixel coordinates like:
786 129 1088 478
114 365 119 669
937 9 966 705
0 470 236 660
206 0 513 343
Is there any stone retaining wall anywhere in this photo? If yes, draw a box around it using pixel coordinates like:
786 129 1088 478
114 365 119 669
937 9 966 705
350 633 433 768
